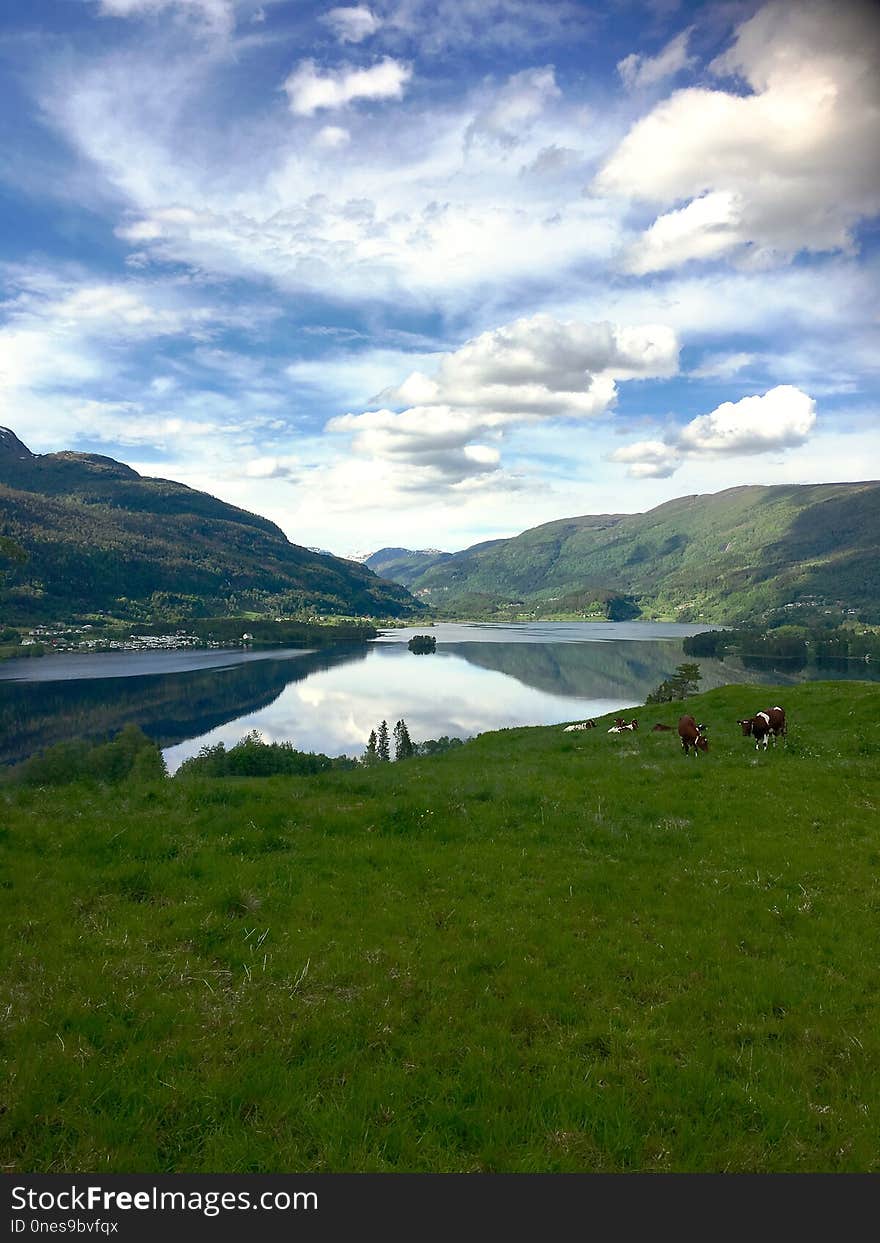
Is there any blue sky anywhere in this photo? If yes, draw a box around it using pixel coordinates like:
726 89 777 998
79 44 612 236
1 0 878 554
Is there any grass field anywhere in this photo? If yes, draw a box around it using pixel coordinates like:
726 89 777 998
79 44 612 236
1 680 878 1172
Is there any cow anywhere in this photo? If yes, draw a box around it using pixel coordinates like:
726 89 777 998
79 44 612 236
608 719 638 734
737 706 786 750
652 723 674 731
563 719 597 732
678 714 708 756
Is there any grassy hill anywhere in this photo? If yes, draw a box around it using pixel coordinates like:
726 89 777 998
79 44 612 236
0 428 420 623
2 679 878 1172
379 482 880 623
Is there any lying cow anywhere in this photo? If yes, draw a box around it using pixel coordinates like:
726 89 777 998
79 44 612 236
737 706 786 749
608 719 639 734
678 715 708 756
563 719 597 732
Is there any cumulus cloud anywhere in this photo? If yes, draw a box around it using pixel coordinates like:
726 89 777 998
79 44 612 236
596 0 880 272
611 385 817 477
321 6 382 44
327 313 679 485
283 57 411 115
677 386 817 454
617 27 695 91
376 314 679 415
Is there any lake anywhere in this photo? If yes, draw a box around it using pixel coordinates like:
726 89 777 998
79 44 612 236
1 621 876 771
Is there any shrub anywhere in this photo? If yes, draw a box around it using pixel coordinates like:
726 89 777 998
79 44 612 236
175 730 355 778
13 725 165 785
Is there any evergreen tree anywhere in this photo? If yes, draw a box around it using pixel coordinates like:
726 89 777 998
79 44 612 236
393 719 414 760
646 662 703 704
377 720 391 763
362 729 379 766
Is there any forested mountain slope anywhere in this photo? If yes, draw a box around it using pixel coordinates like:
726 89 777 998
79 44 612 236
0 428 419 622
378 482 880 623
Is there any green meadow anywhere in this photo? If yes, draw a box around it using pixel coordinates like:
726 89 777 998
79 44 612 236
1 680 878 1173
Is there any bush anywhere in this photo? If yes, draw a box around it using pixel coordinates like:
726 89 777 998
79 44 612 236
175 730 356 778
13 725 166 785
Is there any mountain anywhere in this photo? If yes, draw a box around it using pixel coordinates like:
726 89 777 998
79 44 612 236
0 429 421 623
364 546 455 583
373 482 880 624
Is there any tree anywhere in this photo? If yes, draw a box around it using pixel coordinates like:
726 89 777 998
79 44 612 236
673 663 702 696
645 662 702 704
0 535 26 594
377 720 391 763
393 719 414 761
362 729 379 766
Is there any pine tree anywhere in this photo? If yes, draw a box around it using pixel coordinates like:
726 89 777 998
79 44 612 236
377 720 391 763
673 662 702 697
393 719 414 760
362 729 379 766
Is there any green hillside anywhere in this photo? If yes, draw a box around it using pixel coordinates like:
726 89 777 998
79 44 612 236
387 482 880 623
0 428 420 623
2 680 878 1172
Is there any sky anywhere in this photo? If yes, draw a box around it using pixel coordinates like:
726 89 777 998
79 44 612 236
0 0 878 556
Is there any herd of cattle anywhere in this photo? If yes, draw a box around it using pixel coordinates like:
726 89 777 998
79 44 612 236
563 705 787 756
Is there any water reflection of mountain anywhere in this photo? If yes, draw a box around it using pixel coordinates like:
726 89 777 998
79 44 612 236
444 640 879 701
0 646 367 767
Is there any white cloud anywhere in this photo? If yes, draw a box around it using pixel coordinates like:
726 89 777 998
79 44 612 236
40 34 621 306
327 313 679 485
377 314 679 416
617 27 695 91
379 0 590 54
244 455 299 478
96 0 236 36
596 0 880 272
611 385 818 476
321 6 382 44
678 386 817 454
689 351 755 380
466 66 561 147
608 440 679 479
0 265 276 459
314 125 351 148
283 57 412 115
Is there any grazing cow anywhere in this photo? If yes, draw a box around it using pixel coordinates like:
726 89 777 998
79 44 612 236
564 719 597 732
737 705 786 750
678 714 709 756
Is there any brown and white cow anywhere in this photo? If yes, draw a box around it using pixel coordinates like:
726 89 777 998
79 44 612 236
737 706 786 749
678 714 709 755
563 719 597 732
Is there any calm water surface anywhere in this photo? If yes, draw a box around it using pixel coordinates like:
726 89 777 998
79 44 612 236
1 622 875 771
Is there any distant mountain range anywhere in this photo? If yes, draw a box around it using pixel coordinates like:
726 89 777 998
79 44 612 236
364 482 880 624
0 428 420 623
